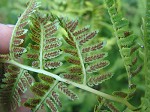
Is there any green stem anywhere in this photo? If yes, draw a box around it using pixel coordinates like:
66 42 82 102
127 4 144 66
73 36 87 85
39 25 44 69
5 60 137 110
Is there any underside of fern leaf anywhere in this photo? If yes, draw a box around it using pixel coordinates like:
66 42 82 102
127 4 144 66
57 17 112 86
9 0 40 60
0 65 33 112
0 0 143 111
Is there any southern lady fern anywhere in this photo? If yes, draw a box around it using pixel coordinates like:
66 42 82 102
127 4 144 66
0 0 149 112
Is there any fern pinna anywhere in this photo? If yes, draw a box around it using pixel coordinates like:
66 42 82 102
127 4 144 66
0 65 33 112
57 17 112 86
0 0 142 111
104 0 142 92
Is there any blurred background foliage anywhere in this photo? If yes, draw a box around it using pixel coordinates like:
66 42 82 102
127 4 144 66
0 0 146 111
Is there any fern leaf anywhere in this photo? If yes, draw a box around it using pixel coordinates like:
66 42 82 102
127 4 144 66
63 35 76 47
62 48 78 56
32 61 39 68
66 20 78 31
79 30 98 45
33 82 50 91
69 66 82 73
0 54 10 61
88 73 113 86
24 72 34 85
23 52 39 59
0 65 32 111
58 82 78 101
18 79 27 93
106 102 119 112
73 25 90 36
44 50 62 60
30 34 40 44
31 86 45 97
24 77 59 112
105 0 142 87
57 17 111 85
84 53 108 63
86 61 110 73
44 61 63 69
113 91 128 98
38 74 54 84
24 98 41 108
10 0 39 59
46 98 58 112
51 91 62 107
131 64 143 77
62 74 82 82
13 38 24 46
81 41 105 53
45 37 58 44
13 47 27 54
65 56 80 65
20 13 63 71
44 41 62 50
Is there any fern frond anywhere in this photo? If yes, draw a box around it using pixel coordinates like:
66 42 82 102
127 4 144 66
9 0 40 59
21 13 63 71
105 0 142 88
0 65 33 111
24 73 72 112
57 17 111 85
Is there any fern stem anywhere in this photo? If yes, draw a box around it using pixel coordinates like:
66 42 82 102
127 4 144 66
73 37 87 85
32 81 59 112
6 60 137 110
39 25 44 69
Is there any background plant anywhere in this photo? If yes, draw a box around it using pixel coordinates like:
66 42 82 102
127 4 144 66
0 0 147 112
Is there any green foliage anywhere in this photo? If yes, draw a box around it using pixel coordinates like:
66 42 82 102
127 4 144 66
0 0 148 112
